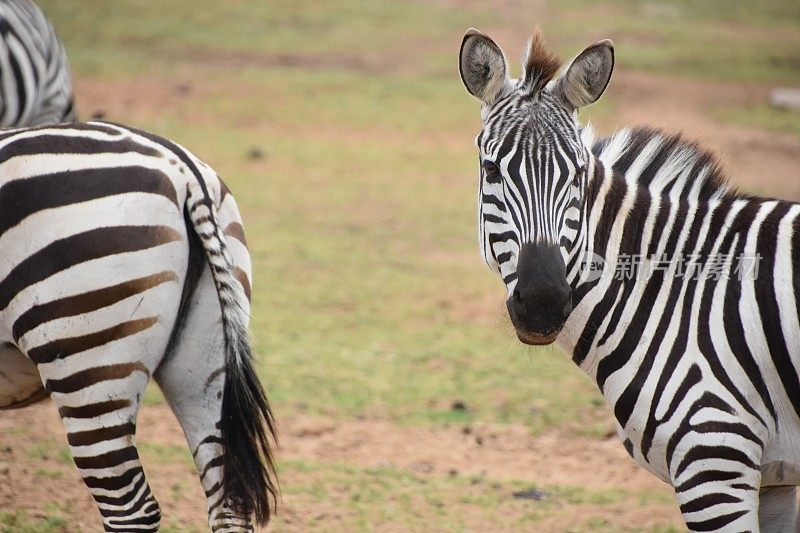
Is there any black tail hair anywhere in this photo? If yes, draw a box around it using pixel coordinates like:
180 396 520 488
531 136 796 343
132 126 280 525
220 328 279 524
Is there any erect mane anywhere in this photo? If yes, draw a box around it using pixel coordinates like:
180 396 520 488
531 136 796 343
520 28 561 96
591 126 741 201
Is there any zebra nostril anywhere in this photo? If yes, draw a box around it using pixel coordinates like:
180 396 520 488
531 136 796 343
511 288 528 314
511 288 523 305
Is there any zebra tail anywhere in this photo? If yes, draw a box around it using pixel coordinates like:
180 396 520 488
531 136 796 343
185 165 278 525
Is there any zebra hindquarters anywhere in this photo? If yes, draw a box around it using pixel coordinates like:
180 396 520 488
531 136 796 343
8 216 190 531
154 191 260 533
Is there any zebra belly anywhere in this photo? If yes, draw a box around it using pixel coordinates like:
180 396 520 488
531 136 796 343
0 343 45 409
762 461 800 486
762 419 800 487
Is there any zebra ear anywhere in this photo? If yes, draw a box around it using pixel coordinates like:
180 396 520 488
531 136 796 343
459 28 511 105
552 39 614 110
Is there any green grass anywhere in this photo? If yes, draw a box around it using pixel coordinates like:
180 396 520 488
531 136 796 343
32 0 798 435
11 2 798 528
160 525 203 533
271 458 678 532
37 0 496 77
543 0 800 83
34 468 64 480
713 102 800 140
24 439 72 465
138 441 194 467
0 509 68 533
40 0 800 83
108 65 610 435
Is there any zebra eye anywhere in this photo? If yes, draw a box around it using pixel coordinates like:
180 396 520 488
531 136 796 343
482 160 501 178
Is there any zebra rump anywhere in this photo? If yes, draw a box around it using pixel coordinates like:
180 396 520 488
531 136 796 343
0 121 277 531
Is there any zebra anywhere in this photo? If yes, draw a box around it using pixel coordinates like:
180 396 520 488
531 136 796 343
0 121 276 531
0 0 75 126
460 28 800 532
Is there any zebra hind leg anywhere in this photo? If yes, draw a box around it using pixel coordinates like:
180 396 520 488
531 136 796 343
45 362 160 532
758 486 798 533
154 265 254 532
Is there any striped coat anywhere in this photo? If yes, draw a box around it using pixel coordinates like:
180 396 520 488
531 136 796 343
0 121 275 532
460 27 800 532
0 0 75 126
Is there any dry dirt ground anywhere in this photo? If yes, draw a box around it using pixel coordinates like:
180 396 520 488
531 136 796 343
1 69 799 532
1 402 681 532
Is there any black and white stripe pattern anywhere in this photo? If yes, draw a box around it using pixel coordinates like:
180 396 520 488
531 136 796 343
461 29 800 532
0 122 276 532
0 0 75 126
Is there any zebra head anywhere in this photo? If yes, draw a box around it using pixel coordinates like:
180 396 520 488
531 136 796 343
459 29 614 345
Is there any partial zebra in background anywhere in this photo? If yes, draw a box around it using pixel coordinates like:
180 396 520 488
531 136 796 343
460 29 800 531
0 122 276 532
0 0 74 126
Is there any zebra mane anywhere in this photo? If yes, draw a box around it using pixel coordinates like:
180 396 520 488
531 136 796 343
520 28 561 96
592 126 740 201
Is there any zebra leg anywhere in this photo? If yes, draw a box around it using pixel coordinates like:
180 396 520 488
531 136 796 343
44 363 160 532
670 445 763 533
758 486 798 533
155 264 253 532
19 248 187 531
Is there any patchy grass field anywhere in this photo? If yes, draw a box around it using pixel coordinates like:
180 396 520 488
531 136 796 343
2 0 799 531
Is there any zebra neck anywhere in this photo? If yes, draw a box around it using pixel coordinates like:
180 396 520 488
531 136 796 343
557 155 664 378
558 152 763 381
